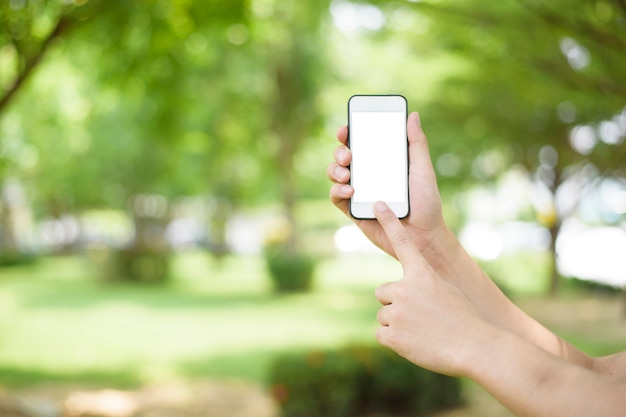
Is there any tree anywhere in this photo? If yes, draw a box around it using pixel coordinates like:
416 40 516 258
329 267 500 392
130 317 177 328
0 0 250 269
400 0 626 293
0 0 104 259
253 1 330 250
1 1 342 282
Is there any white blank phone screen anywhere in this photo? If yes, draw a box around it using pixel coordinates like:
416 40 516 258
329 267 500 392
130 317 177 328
351 111 407 203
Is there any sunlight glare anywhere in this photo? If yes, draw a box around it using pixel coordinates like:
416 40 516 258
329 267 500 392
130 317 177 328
559 37 590 70
330 0 386 35
557 218 626 287
334 224 381 253
569 125 597 155
459 223 502 261
599 120 623 145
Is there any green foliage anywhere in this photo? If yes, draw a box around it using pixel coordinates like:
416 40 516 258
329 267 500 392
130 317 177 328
108 247 171 284
1 0 625 298
268 345 463 417
0 254 384 388
1 253 625 391
270 350 361 417
0 365 140 389
0 251 37 267
264 245 316 293
406 0 626 175
561 276 622 296
477 251 552 296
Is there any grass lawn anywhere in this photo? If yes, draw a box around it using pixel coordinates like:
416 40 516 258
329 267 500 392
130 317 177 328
1 249 624 396
0 251 401 389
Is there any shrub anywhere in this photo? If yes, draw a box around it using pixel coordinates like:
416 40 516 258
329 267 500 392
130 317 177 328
110 247 171 283
562 276 622 295
0 251 37 267
269 349 361 417
265 246 316 293
269 345 463 417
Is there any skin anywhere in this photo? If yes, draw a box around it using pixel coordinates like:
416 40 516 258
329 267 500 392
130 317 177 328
328 112 626 416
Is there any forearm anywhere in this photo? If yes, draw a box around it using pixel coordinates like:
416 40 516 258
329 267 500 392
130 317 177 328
423 227 592 368
467 325 626 417
594 351 626 382
371 201 626 416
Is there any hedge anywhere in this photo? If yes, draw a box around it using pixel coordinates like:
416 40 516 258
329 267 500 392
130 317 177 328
264 246 316 293
268 345 463 417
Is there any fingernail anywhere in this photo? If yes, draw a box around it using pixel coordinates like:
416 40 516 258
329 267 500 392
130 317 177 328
338 147 349 162
414 112 421 128
341 185 352 194
373 201 388 213
335 166 345 179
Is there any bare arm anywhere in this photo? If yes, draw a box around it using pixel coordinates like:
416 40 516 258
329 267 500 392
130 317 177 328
429 226 595 369
468 320 626 417
328 112 594 369
594 351 626 381
373 202 626 417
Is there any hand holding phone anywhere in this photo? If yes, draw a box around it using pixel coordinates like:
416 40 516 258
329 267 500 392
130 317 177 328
348 95 409 219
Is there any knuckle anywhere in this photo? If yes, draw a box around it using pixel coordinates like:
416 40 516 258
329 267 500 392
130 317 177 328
329 183 342 201
374 284 387 301
385 306 398 323
334 146 350 165
327 162 339 181
390 231 413 249
328 162 350 184
375 327 389 346
376 327 400 351
375 281 399 303
376 308 384 323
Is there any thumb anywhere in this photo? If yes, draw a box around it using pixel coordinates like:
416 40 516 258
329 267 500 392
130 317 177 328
407 112 437 184
373 201 427 271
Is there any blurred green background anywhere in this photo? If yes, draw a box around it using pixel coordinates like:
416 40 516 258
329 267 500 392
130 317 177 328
1 1 626 416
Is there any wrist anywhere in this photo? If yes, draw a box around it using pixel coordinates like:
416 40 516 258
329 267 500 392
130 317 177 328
419 226 464 274
459 321 511 380
420 226 519 327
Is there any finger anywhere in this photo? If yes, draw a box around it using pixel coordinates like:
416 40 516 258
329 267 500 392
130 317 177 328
376 305 390 326
334 145 351 167
373 201 425 268
375 325 392 348
375 282 394 305
407 112 437 185
329 183 353 215
330 183 354 205
336 125 348 146
327 162 350 183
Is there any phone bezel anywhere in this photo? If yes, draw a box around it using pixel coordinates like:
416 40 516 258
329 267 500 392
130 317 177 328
348 94 409 220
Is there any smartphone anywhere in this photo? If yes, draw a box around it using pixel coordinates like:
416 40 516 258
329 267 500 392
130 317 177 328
348 94 409 219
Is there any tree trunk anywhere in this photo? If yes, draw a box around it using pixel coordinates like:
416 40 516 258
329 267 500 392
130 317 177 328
110 194 171 283
547 221 561 296
278 138 299 254
0 198 19 257
0 16 74 115
0 180 26 262
546 165 563 296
